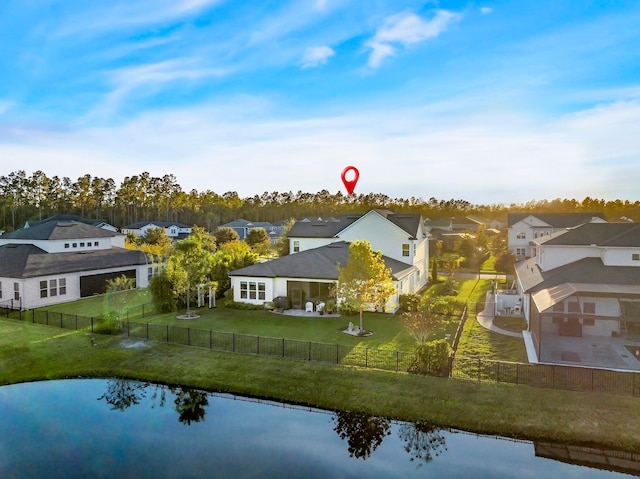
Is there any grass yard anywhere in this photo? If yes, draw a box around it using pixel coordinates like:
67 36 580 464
38 289 152 317
2 318 640 453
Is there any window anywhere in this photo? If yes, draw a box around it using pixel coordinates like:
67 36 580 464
59 278 66 295
633 253 640 261
64 243 70 249
80 242 85 247
14 282 19 300
402 244 410 257
148 267 153 281
72 243 77 248
516 232 526 239
239 281 266 300
87 242 92 247
583 302 595 314
94 241 99 247
49 279 57 297
582 318 595 326
516 248 526 256
293 240 300 253
567 302 580 313
40 280 48 298
552 303 564 312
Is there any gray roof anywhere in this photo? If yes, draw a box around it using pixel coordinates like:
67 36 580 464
229 241 415 281
25 214 113 229
1 221 117 241
516 257 640 294
537 223 640 247
507 213 605 228
0 244 148 278
288 210 422 239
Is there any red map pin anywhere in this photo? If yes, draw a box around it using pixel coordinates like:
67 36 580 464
341 166 359 195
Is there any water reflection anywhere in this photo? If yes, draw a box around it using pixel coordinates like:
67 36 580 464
331 411 392 459
1 379 634 478
98 379 208 425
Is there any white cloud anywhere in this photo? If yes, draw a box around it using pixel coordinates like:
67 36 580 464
301 46 335 68
4 98 640 204
366 10 461 68
480 7 493 15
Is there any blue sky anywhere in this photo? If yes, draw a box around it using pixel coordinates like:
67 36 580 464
1 0 640 204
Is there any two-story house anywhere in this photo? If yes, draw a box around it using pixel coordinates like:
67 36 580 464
515 222 640 370
122 221 193 240
228 209 429 312
0 219 150 310
508 213 606 260
220 219 285 243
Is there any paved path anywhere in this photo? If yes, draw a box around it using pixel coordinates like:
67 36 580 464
476 292 523 338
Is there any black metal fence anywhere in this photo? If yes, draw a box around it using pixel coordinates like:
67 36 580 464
6 307 640 397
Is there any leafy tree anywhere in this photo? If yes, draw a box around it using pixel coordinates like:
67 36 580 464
211 240 258 296
214 227 239 245
274 218 295 257
439 254 461 294
106 274 135 319
494 250 516 274
245 227 272 255
189 225 217 253
336 240 395 332
401 296 461 344
138 226 173 258
165 236 215 313
149 271 177 313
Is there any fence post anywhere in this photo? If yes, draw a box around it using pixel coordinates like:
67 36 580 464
46 311 49 326
91 317 94 333
32 309 35 323
282 338 285 358
142 304 145 318
210 330 212 349
146 323 149 340
188 328 191 346
308 341 311 361
233 333 236 352
365 348 368 368
75 315 78 330
396 351 399 373
60 313 63 328
166 325 169 343
516 363 519 385
257 336 260 355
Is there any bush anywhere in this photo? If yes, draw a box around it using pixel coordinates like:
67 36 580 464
273 296 290 311
408 339 451 377
224 301 264 311
337 302 359 316
399 293 420 312
93 314 122 335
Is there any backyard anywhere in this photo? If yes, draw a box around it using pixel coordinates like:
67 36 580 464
33 275 529 362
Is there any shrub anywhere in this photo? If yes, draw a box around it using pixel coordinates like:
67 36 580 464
225 301 264 311
337 302 359 316
399 293 420 312
93 314 122 335
408 339 451 377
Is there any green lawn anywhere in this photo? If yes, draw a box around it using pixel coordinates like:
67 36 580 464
38 289 152 317
2 318 639 453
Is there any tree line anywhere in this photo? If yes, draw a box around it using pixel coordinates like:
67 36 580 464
1 169 638 231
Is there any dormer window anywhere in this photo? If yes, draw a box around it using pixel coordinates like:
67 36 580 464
516 232 526 239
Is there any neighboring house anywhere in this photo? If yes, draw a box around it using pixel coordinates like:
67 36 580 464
220 219 285 243
508 213 606 260
25 214 119 232
229 209 429 312
122 221 192 240
515 222 640 370
0 219 150 310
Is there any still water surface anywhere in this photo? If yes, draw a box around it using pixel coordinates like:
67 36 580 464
0 379 637 478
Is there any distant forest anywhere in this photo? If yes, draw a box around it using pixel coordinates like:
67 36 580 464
1 170 639 231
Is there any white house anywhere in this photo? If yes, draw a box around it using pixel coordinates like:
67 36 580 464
0 219 151 310
122 221 192 240
229 209 429 313
515 222 640 370
508 213 606 260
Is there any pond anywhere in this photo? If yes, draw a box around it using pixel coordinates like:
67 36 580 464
0 379 637 478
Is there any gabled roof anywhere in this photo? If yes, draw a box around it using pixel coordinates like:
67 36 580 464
537 223 640 247
0 221 117 241
287 209 422 239
25 214 113 229
124 221 191 229
507 212 605 228
229 241 415 281
516 257 640 294
0 244 147 278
